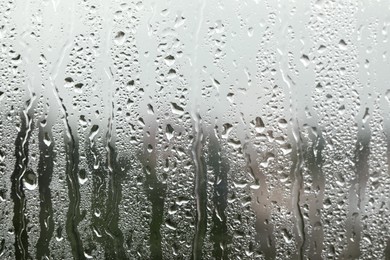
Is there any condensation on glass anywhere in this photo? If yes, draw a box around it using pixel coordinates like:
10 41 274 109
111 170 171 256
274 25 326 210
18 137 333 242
0 0 389 259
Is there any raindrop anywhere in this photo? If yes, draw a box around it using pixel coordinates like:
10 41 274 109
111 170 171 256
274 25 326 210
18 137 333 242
114 31 126 45
300 54 310 67
171 102 185 115
22 169 37 190
43 132 52 147
164 55 175 66
166 124 174 141
338 39 347 50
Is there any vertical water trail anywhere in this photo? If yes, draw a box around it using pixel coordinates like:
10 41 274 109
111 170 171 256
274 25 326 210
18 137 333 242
100 0 127 251
243 142 276 259
307 129 325 258
191 113 207 260
87 123 128 258
11 8 38 253
138 116 166 259
104 91 127 259
48 0 85 257
355 131 370 251
141 157 166 260
36 126 55 259
63 117 84 260
291 127 306 260
52 79 85 260
11 102 34 260
343 108 370 258
209 131 230 259
86 128 108 253
386 119 390 259
191 0 207 259
278 45 306 259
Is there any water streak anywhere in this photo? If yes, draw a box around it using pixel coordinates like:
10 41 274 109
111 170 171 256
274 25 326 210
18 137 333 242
191 113 207 260
11 107 33 260
52 80 85 260
208 132 231 259
36 126 55 259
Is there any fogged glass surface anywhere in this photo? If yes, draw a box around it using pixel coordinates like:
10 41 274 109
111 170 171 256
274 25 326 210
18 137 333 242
1 0 390 259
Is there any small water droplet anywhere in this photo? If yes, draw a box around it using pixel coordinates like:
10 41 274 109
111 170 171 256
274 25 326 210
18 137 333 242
23 169 37 190
164 55 175 66
89 125 99 141
171 102 184 115
300 54 310 67
43 132 52 146
338 39 347 50
166 124 174 141
114 31 126 45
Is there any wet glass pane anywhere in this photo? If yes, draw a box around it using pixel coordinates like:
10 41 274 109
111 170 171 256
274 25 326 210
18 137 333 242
1 0 390 259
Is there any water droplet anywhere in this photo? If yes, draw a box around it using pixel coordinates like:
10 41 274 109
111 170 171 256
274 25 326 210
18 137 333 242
23 169 37 190
166 124 174 141
300 54 310 67
89 125 99 141
255 117 265 133
171 102 185 115
114 31 126 45
43 132 52 146
78 169 88 185
338 39 347 50
164 55 175 66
